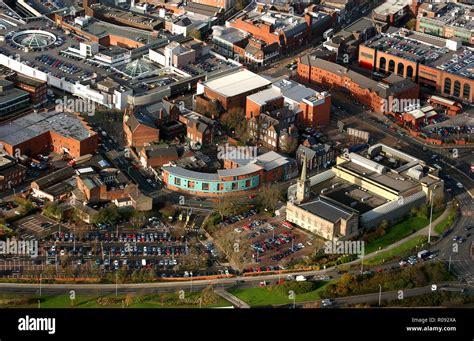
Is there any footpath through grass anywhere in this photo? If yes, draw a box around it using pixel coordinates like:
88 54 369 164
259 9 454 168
365 211 442 255
366 236 427 265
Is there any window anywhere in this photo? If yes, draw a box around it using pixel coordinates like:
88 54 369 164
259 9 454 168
443 78 452 94
397 63 404 76
202 183 209 191
174 177 181 186
218 183 224 191
188 181 195 189
463 84 471 99
406 65 414 78
379 57 386 71
388 60 395 73
232 182 238 190
245 179 251 187
453 80 461 97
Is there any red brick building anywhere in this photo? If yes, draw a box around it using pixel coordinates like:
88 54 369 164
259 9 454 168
139 145 179 168
0 156 26 192
298 56 419 114
195 69 271 114
0 111 98 159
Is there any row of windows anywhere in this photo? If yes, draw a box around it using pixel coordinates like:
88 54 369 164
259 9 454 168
379 57 414 78
443 78 471 99
173 177 252 191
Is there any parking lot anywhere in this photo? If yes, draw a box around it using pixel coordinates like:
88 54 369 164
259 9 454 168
15 214 61 238
213 210 321 270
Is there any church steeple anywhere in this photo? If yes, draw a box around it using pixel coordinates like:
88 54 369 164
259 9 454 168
296 153 310 204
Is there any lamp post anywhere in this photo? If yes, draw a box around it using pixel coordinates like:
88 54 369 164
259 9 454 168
378 284 382 307
428 185 438 244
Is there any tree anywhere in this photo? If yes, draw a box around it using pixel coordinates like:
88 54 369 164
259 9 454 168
280 135 299 154
129 210 147 228
406 18 417 30
14 197 34 215
124 293 135 307
188 28 202 41
257 184 282 213
43 204 63 220
160 203 177 219
215 196 242 218
92 204 121 225
221 108 250 144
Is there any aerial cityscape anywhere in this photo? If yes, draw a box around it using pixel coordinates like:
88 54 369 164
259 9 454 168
0 0 472 335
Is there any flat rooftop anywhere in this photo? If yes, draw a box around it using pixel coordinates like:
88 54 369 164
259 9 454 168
298 196 355 223
364 29 474 80
203 69 271 98
0 111 95 146
310 177 388 214
373 0 412 16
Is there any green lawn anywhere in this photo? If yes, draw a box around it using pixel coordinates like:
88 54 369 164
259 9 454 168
365 212 442 255
434 206 457 235
229 281 330 306
365 236 427 265
0 292 232 309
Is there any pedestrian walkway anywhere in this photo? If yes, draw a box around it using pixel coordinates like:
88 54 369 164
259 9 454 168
214 289 250 308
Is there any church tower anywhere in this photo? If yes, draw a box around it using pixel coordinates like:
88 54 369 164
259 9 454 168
296 154 310 204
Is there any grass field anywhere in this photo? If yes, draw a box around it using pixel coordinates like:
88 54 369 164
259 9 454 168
434 205 457 235
365 211 442 255
0 292 232 309
229 281 330 306
365 236 428 265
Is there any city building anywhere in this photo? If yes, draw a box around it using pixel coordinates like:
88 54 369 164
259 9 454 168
416 2 474 46
0 155 27 192
76 166 138 204
371 0 414 25
288 143 444 234
248 106 299 152
298 57 419 114
162 150 297 197
0 111 98 159
178 109 217 146
358 28 474 103
222 7 331 66
296 143 336 171
139 144 179 168
7 74 47 107
31 166 76 201
246 78 332 128
0 79 30 118
123 100 180 148
190 0 235 11
195 69 272 113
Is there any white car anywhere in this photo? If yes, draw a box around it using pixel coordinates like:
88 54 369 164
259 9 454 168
234 227 243 233
321 299 333 307
456 182 464 189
